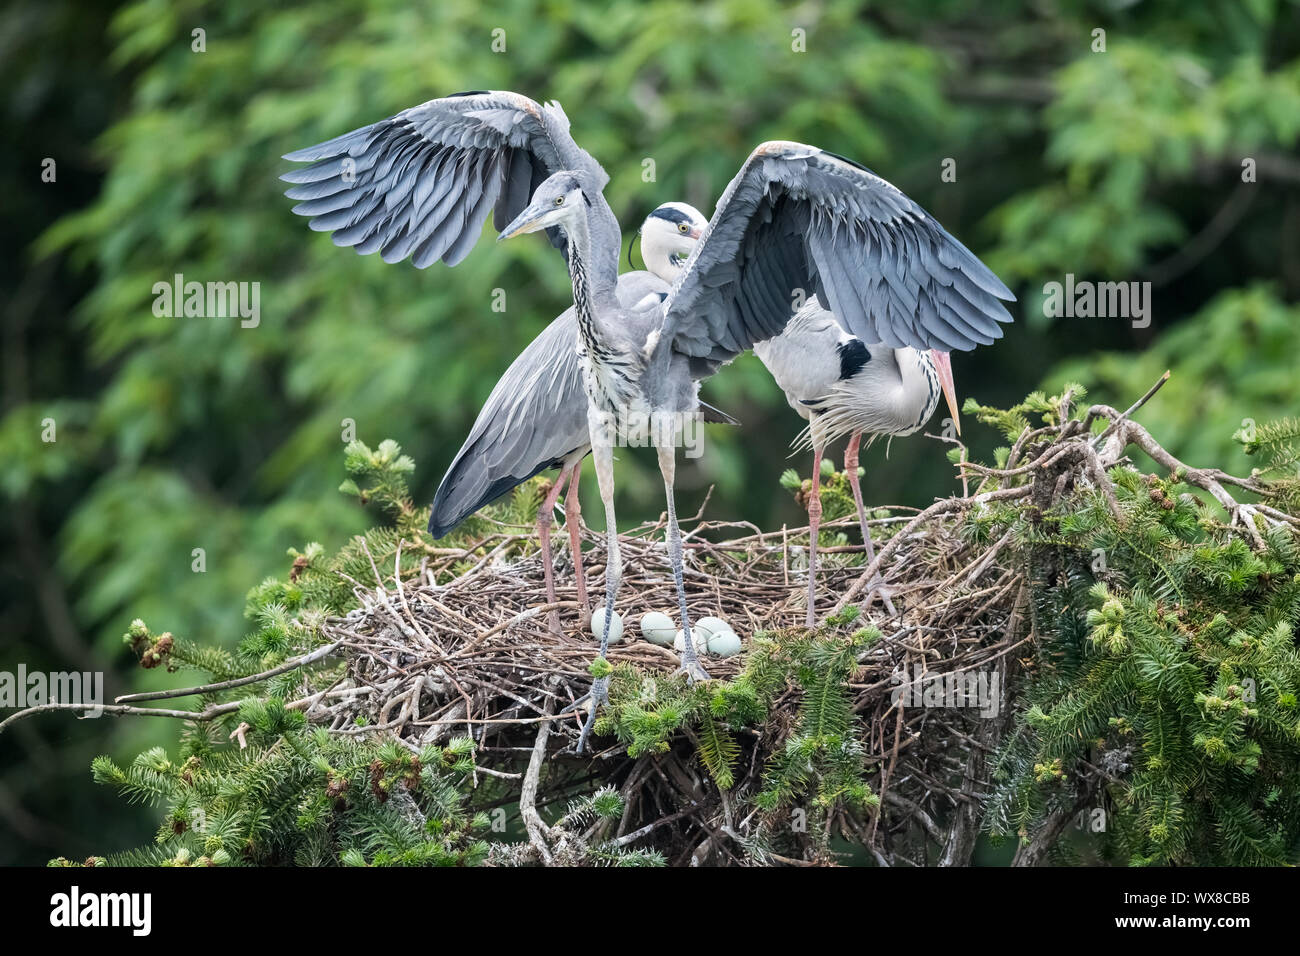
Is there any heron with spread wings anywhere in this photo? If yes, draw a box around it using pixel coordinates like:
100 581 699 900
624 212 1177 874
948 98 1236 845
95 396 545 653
643 204 963 625
283 91 1013 746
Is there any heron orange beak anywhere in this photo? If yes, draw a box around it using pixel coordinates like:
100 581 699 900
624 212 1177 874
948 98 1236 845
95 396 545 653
688 226 704 239
930 349 960 437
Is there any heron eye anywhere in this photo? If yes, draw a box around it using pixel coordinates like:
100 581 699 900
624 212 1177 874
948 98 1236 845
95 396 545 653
678 223 689 233
554 196 565 206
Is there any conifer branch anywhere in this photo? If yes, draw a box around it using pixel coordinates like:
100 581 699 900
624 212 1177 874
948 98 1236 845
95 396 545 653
115 639 345 704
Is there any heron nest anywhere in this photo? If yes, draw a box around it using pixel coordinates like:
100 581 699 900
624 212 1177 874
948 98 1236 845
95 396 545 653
310 495 1025 866
287 376 1298 866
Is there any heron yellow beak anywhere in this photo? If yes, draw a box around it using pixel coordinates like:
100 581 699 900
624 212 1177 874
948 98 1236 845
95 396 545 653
498 204 550 242
930 349 960 437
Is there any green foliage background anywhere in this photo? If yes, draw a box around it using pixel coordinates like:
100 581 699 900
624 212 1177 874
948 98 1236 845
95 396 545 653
2 0 1298 863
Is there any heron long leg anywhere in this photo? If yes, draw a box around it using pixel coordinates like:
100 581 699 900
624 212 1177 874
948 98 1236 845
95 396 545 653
537 469 570 635
845 431 897 616
658 441 709 683
563 462 589 621
577 432 620 754
806 445 824 629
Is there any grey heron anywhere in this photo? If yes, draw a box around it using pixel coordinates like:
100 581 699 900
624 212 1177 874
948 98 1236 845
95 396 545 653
426 206 706 635
756 303 958 624
283 91 1014 748
653 204 963 625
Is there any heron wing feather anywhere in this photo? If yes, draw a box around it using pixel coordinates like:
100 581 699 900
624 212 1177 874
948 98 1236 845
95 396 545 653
283 91 600 269
428 312 588 536
662 142 1014 362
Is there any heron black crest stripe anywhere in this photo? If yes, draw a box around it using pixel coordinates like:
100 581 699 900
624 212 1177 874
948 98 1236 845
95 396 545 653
650 207 694 226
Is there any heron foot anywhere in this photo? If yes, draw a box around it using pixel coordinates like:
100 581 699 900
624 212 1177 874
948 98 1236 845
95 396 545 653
558 691 591 717
673 658 712 684
867 582 899 617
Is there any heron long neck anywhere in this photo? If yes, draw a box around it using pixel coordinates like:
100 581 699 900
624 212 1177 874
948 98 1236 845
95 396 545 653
564 209 619 357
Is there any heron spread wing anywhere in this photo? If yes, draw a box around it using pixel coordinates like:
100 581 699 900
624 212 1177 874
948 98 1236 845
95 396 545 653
281 91 603 268
663 141 1015 362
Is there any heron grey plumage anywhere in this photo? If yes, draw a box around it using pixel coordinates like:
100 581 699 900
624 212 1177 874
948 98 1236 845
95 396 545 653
427 208 704 634
281 91 621 273
665 202 967 624
426 271 669 537
283 90 1015 750
757 305 951 623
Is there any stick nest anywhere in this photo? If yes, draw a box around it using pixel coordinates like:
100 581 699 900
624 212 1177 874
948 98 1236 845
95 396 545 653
297 381 1295 865
310 492 1023 865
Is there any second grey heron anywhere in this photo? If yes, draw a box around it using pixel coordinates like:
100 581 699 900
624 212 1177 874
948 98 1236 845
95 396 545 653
662 202 963 625
756 303 957 624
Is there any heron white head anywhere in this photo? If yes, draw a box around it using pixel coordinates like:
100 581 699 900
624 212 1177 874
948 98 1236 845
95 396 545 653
498 172 588 240
637 202 706 276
